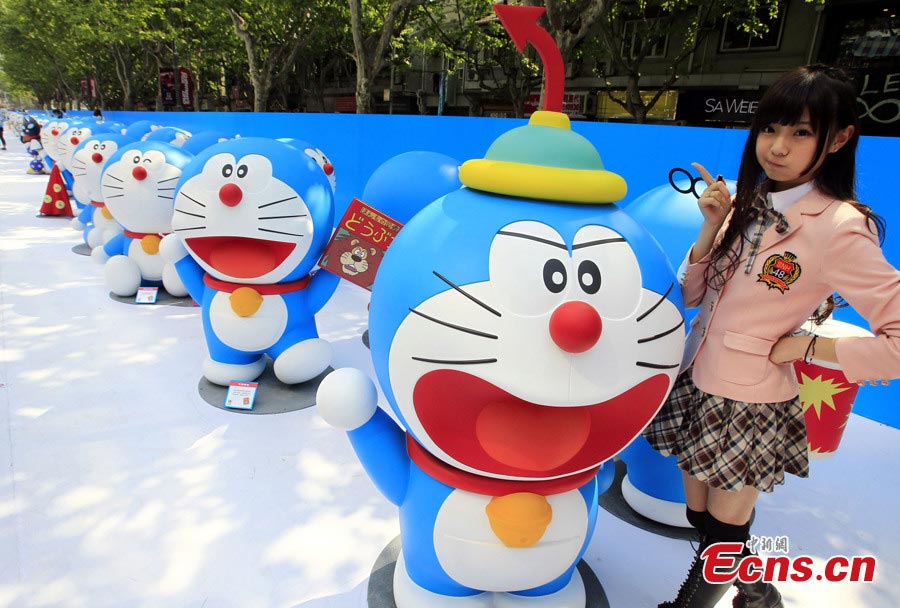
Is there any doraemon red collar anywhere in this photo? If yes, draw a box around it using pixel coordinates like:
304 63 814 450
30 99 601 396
406 434 598 496
203 273 310 295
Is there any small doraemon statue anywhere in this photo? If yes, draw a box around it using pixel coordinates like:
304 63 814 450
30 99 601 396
159 138 339 386
92 141 193 297
317 110 686 606
70 133 132 249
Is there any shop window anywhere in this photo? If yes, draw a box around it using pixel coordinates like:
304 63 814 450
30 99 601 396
622 19 669 59
719 3 787 52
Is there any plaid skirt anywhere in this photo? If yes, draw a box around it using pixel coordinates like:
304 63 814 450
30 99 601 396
642 371 809 493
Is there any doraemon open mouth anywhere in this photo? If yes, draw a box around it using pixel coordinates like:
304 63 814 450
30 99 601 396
413 370 669 478
185 236 296 278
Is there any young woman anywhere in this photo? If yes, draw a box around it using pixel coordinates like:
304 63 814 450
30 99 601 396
643 64 900 608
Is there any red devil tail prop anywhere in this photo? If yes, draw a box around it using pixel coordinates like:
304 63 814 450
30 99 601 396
39 165 73 217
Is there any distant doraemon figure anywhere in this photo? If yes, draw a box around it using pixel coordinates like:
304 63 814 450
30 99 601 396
70 133 132 249
144 126 192 148
92 141 193 297
159 137 339 386
181 131 233 157
39 118 71 171
317 110 686 607
277 138 336 193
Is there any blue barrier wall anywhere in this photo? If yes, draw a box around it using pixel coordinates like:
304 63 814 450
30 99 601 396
101 110 900 429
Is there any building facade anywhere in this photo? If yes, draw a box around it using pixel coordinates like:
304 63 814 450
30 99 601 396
342 0 898 136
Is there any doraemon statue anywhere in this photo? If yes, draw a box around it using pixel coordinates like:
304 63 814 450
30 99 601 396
158 137 339 386
317 108 686 607
92 141 193 297
70 133 132 249
144 126 192 147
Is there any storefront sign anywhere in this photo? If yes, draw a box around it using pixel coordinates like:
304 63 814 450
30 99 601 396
854 69 900 137
676 90 761 124
524 92 587 117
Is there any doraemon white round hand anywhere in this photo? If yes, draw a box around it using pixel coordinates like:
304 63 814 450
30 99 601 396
316 367 378 430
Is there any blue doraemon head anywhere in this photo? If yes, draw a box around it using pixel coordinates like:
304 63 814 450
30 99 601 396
100 141 194 234
70 133 136 206
368 111 686 482
171 137 334 284
144 126 192 147
181 131 233 156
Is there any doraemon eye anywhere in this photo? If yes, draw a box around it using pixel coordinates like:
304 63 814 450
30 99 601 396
577 260 601 295
131 154 141 164
233 154 273 193
490 221 570 316
222 164 234 177
141 150 167 170
543 259 567 293
571 225 642 320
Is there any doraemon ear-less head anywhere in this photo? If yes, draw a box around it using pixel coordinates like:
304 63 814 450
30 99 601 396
121 120 162 141
70 133 136 205
144 126 192 147
100 141 194 235
171 137 334 284
277 138 337 194
181 131 233 156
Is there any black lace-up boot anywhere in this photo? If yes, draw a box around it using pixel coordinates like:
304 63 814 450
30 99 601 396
732 545 784 608
657 513 750 608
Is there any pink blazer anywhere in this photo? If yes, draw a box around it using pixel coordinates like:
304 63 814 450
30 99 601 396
681 187 900 403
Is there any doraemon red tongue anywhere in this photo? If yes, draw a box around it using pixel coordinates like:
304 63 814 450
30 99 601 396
413 369 671 478
186 236 296 278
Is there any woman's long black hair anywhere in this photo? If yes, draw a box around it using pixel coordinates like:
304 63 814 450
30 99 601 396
704 64 886 321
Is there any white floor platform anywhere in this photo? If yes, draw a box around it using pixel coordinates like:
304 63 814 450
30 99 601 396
1 139 897 608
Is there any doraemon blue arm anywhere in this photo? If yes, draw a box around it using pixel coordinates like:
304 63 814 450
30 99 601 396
160 137 339 386
91 140 194 298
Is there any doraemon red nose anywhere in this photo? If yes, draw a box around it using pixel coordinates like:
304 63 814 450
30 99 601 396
70 137 80 145
132 166 148 180
549 301 602 353
51 129 59 136
91 153 103 164
323 163 334 176
219 183 243 207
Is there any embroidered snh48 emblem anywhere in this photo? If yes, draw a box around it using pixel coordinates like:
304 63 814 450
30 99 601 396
758 251 801 293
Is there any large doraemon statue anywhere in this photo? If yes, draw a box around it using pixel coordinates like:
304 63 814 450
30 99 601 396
92 141 193 297
317 109 686 607
159 138 339 386
70 133 132 249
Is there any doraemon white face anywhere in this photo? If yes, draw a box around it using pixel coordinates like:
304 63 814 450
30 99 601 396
40 120 70 162
385 220 684 481
303 147 336 193
101 147 183 234
71 138 120 204
171 152 316 284
57 126 95 172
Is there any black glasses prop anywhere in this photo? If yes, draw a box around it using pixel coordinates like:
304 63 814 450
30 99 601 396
668 167 705 199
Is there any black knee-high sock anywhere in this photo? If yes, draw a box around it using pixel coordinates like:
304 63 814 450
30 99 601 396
705 512 751 544
686 507 707 535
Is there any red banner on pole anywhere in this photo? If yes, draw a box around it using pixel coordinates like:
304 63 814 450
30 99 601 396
178 68 194 109
159 67 177 106
89 77 98 100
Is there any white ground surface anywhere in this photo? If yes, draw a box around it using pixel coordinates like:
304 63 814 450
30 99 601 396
0 137 897 608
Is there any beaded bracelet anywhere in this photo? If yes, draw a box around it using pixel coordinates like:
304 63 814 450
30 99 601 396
803 335 818 364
